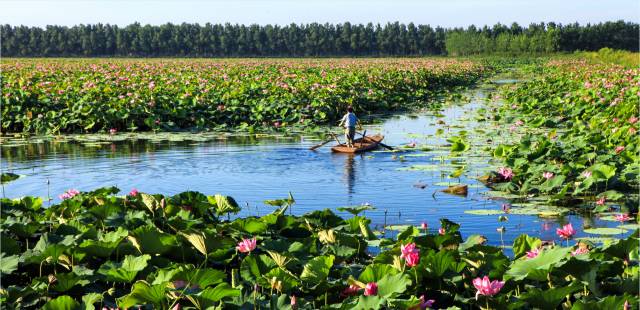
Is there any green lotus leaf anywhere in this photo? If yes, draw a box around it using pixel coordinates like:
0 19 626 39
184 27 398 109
52 272 89 292
519 283 582 309
129 225 177 255
264 267 299 292
81 293 104 310
570 293 638 310
583 227 627 235
588 163 616 181
196 283 241 307
300 255 334 284
377 272 412 298
512 234 542 259
359 264 398 283
232 218 268 234
464 209 505 215
505 247 571 281
0 253 19 275
173 268 226 289
210 194 241 215
42 295 80 310
98 254 151 283
0 172 20 184
118 280 167 309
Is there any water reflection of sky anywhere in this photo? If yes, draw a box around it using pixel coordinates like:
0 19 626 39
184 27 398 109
1 85 634 250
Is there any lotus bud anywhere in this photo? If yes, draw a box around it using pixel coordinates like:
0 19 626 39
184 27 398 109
160 198 166 209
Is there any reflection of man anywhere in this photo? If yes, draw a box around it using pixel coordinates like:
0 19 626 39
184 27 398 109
344 154 356 195
338 106 359 147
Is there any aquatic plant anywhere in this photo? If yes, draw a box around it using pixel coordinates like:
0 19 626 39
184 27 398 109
0 187 637 309
1 58 488 134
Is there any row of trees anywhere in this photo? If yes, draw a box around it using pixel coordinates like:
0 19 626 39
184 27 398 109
1 21 637 57
446 21 639 56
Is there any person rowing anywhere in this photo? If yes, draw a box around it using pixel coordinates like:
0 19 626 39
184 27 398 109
338 106 360 148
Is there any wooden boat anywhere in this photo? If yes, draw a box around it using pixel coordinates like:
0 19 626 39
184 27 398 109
331 134 384 153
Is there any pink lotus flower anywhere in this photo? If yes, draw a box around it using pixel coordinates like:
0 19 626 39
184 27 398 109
498 167 514 180
514 120 524 126
556 223 576 240
438 227 446 235
581 171 592 178
420 222 428 230
629 128 637 135
59 189 80 200
172 303 180 310
410 295 435 310
615 214 631 222
405 252 420 267
109 128 117 135
571 247 589 256
273 121 282 128
407 142 417 148
542 172 554 180
629 117 638 124
472 276 504 300
364 282 378 296
236 237 257 253
596 197 606 205
128 188 139 196
613 118 619 123
615 146 625 154
501 204 510 213
526 248 540 259
341 284 360 297
400 242 418 259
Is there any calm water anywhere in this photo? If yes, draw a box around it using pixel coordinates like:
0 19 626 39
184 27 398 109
1 81 629 249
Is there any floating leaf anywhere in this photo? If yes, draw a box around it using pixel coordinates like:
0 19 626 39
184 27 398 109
584 227 627 235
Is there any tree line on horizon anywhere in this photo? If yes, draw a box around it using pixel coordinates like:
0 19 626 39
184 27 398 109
1 20 637 57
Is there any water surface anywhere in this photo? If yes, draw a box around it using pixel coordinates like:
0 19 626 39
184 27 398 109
2 82 630 249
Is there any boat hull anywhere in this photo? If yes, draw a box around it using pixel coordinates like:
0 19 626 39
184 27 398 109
331 135 384 153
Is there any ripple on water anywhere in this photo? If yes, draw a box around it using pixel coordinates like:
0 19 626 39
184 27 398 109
1 86 631 247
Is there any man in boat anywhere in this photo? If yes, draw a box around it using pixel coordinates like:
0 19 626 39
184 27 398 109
338 106 359 147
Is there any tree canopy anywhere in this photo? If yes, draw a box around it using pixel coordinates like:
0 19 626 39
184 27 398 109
1 20 637 57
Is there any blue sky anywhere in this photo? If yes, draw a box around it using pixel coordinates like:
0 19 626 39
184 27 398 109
1 0 637 27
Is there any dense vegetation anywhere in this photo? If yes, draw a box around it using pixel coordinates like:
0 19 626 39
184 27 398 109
1 58 488 134
445 21 638 56
2 21 637 57
485 55 639 205
1 187 637 309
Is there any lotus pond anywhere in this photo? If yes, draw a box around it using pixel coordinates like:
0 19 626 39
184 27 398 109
1 61 638 309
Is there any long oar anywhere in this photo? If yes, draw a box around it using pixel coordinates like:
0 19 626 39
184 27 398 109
357 131 394 150
309 136 334 150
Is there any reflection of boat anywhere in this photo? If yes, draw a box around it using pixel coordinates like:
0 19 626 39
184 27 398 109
331 135 384 154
